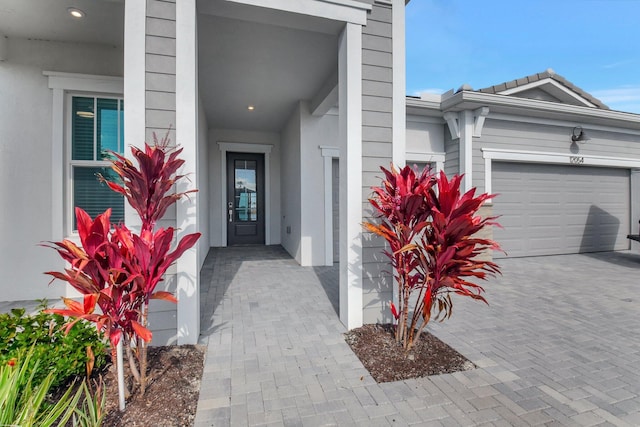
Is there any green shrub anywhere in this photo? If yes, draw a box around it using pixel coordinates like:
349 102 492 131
0 301 107 389
0 347 82 427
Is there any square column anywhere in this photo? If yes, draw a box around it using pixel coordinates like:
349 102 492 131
338 22 363 330
176 0 200 344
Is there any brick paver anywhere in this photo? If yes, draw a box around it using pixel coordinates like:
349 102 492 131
195 247 640 426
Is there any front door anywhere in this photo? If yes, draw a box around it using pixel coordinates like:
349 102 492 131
227 152 265 245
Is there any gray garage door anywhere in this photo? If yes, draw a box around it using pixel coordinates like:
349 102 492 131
493 162 630 258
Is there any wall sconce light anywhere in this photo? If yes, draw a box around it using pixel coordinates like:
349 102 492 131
571 126 590 143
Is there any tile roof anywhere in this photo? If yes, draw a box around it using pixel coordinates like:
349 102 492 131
476 68 609 110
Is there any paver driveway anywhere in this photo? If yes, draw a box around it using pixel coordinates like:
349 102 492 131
195 247 640 426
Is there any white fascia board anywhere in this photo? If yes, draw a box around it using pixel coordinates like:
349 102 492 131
498 78 597 108
44 71 123 93
406 97 442 111
224 0 371 25
441 91 640 129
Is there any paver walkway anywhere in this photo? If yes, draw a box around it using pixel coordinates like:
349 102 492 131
195 246 640 426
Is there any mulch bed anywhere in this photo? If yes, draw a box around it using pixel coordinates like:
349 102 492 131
102 345 205 427
344 323 474 383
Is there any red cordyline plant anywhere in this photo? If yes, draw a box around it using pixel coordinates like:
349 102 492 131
45 131 200 405
364 165 501 351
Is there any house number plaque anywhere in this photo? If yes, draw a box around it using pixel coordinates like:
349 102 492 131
569 156 584 165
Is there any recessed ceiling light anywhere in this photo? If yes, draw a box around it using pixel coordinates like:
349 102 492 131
68 7 85 19
247 105 255 111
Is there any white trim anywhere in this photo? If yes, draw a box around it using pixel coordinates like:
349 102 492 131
482 147 640 196
406 151 445 173
224 0 371 25
392 0 406 167
176 0 200 345
45 71 123 94
498 78 598 108
218 142 273 246
320 146 340 266
338 22 363 330
51 88 64 241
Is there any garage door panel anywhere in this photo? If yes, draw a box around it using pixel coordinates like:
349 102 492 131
493 162 630 258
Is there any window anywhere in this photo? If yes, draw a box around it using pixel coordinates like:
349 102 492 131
68 95 125 230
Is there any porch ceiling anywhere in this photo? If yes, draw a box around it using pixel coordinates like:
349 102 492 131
0 0 124 47
198 3 340 132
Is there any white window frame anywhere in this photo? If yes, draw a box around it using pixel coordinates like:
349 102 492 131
65 93 125 235
45 71 124 240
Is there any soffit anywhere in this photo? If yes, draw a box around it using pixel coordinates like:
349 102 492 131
0 0 124 47
198 8 339 132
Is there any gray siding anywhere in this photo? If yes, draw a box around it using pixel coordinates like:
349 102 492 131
361 1 394 324
146 0 177 345
472 117 640 192
146 0 176 144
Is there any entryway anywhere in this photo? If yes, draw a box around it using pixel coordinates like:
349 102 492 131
226 152 265 246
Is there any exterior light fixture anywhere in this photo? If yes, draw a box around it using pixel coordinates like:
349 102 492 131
68 8 85 19
571 126 589 143
247 105 255 111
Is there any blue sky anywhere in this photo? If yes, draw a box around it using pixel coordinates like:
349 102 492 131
405 0 640 114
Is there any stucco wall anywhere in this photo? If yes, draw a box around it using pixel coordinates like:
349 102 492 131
0 37 122 302
299 103 338 266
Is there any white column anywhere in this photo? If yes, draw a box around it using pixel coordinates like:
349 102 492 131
392 0 406 167
176 0 200 345
338 23 363 330
124 0 147 228
459 110 474 192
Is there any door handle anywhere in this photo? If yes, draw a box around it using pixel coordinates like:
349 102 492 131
228 202 233 223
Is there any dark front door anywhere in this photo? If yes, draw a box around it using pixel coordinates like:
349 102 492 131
227 152 265 246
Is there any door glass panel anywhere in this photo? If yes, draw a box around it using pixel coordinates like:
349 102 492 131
234 160 257 222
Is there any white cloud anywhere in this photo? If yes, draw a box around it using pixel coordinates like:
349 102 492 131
602 60 637 70
590 86 640 114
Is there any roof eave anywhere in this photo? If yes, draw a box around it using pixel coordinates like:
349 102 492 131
441 91 640 130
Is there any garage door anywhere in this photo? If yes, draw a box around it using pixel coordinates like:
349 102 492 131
493 162 630 258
